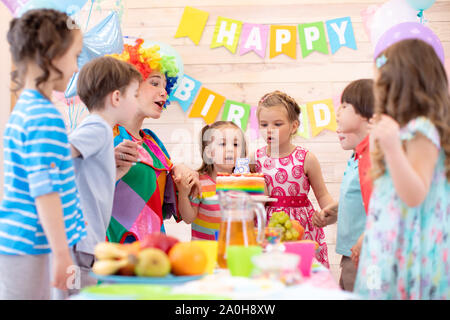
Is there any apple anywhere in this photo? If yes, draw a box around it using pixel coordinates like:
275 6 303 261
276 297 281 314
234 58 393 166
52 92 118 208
140 232 179 254
135 248 171 277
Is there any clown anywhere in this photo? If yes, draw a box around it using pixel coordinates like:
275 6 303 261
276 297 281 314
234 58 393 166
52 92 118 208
107 39 198 243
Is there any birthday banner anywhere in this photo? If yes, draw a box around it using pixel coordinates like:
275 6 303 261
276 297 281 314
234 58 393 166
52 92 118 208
175 6 357 59
170 74 338 138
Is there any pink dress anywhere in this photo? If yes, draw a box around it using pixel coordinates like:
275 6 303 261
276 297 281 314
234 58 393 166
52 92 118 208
255 146 329 268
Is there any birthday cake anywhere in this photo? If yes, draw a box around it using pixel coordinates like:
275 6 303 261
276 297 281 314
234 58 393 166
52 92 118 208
216 173 265 195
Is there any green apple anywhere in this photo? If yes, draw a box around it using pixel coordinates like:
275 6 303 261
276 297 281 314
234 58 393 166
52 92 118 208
135 248 171 277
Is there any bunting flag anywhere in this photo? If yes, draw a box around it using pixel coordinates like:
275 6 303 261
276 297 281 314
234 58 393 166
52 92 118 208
174 7 359 61
239 23 269 58
188 87 226 124
306 99 337 137
211 16 243 54
249 106 260 139
269 25 297 59
298 21 329 58
297 104 310 139
169 74 202 112
221 100 251 131
325 17 357 54
174 6 209 45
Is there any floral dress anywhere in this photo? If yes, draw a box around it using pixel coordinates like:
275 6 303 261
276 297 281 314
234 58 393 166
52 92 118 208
354 117 449 299
255 146 329 268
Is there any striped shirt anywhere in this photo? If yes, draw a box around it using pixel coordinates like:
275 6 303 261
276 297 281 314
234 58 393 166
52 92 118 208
0 89 86 255
190 174 221 240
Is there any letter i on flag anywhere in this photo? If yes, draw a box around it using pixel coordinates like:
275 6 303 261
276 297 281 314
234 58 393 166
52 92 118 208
297 104 310 139
169 75 202 112
269 25 297 59
325 17 357 54
306 99 337 137
298 22 329 58
221 100 251 131
188 87 226 124
211 17 243 54
175 7 209 45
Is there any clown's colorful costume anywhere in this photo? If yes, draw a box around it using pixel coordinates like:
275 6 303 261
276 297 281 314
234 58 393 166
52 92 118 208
106 39 182 243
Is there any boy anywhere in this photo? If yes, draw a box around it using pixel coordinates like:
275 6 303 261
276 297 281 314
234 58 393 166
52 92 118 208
64 56 142 295
312 79 374 292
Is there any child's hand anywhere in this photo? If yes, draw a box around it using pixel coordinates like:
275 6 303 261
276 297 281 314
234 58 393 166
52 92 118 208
312 210 327 228
115 140 142 180
368 115 401 153
173 174 195 198
172 164 201 198
52 250 74 291
312 202 338 227
350 233 364 268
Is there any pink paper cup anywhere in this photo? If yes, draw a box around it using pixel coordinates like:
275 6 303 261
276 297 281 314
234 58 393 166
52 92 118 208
283 242 316 277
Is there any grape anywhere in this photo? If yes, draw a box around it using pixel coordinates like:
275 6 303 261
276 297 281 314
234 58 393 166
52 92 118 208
268 221 276 228
284 220 292 229
285 230 292 240
292 229 299 240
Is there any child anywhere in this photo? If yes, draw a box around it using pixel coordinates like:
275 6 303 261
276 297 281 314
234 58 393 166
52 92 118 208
64 56 142 295
0 9 86 299
255 91 335 268
176 121 247 240
312 79 374 291
354 39 449 299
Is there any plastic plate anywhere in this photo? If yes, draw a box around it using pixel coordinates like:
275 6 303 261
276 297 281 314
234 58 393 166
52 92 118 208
90 272 205 285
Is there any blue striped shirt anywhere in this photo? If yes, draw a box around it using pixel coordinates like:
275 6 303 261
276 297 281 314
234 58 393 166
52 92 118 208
0 89 86 255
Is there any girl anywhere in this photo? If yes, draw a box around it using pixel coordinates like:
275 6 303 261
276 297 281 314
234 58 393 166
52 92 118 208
107 39 200 243
255 91 335 268
354 39 449 300
0 9 86 299
176 121 247 240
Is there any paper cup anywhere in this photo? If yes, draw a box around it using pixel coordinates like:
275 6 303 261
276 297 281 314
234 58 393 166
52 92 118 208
226 245 262 277
283 241 316 277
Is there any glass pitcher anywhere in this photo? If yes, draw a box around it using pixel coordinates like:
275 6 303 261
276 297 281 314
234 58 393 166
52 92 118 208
217 191 266 268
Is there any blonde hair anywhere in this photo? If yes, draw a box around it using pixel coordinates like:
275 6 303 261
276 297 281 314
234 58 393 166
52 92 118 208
371 39 450 180
197 121 247 177
257 90 301 134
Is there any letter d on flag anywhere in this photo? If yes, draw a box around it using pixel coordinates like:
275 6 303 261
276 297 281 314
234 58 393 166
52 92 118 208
306 99 337 136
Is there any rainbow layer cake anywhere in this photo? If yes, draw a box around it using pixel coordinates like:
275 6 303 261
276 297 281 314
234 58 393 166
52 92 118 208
216 173 265 195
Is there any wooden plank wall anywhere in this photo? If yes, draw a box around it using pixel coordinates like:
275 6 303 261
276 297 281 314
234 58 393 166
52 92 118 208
1 0 449 280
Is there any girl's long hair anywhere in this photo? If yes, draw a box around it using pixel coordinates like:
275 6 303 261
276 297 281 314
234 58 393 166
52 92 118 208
371 39 450 180
7 9 78 98
197 121 247 177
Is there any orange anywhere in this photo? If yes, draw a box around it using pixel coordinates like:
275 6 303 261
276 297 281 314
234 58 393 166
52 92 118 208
168 242 207 276
291 220 305 240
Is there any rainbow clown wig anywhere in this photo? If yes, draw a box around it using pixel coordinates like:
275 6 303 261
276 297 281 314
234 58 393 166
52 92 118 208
110 38 182 107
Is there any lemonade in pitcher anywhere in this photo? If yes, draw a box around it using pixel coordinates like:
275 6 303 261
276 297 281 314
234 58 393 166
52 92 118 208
216 191 265 268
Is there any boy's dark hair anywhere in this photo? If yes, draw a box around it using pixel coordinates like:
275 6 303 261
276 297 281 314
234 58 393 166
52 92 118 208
77 56 142 111
341 79 374 120
7 9 78 96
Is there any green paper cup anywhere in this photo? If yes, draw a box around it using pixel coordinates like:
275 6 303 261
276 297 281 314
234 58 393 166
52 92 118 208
226 245 262 277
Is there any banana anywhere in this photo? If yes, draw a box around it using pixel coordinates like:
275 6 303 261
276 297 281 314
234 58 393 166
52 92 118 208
92 259 129 276
94 242 129 260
